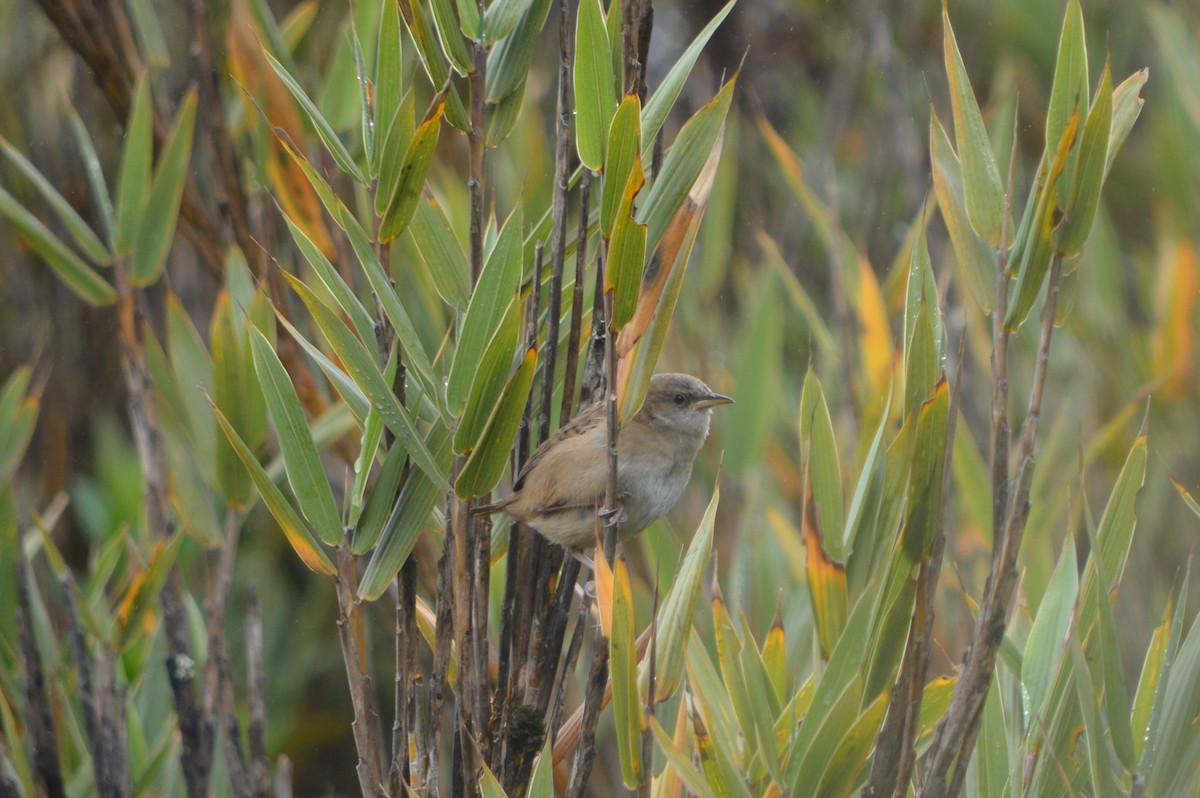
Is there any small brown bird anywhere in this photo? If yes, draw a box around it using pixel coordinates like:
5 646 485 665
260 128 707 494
481 373 732 550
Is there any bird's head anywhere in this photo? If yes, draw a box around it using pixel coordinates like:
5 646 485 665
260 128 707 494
636 373 733 444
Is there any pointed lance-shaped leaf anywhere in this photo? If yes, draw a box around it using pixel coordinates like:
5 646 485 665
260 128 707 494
611 556 644 787
1046 0 1089 189
374 0 404 176
943 4 1005 245
1058 62 1113 257
264 50 366 184
447 203 524 414
455 346 538 499
0 136 110 265
482 0 534 44
115 75 153 255
1106 68 1148 180
210 398 336 576
131 89 198 286
607 162 648 332
454 294 522 455
375 89 416 217
0 188 116 306
574 0 617 170
282 271 447 486
603 94 643 237
429 0 473 76
379 93 445 242
800 369 844 562
485 0 553 102
250 329 343 544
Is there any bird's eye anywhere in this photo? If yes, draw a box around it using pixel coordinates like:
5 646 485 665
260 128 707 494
673 393 686 406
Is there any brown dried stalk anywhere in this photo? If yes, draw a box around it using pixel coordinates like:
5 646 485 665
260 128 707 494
335 542 387 797
246 587 271 798
16 545 66 798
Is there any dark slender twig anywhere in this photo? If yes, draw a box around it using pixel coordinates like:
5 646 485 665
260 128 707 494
563 613 611 798
218 652 252 798
335 539 387 797
15 547 66 798
547 599 589 744
246 587 271 798
637 576 660 798
113 258 210 798
920 255 1066 798
561 172 592 422
432 481 457 796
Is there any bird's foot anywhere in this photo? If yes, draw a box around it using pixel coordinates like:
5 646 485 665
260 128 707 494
599 492 630 527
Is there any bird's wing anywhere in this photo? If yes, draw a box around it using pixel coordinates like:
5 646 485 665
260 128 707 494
512 401 606 491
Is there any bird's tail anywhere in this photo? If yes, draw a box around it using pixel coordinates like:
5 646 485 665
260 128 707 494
471 495 516 515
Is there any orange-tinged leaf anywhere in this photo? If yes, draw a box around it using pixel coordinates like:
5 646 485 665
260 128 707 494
228 0 334 256
1152 240 1197 398
856 256 893 402
803 483 848 661
594 543 614 638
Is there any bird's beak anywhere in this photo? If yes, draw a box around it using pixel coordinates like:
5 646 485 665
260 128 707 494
694 392 734 409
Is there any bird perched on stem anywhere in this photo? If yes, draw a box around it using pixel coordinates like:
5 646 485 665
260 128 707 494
478 373 731 551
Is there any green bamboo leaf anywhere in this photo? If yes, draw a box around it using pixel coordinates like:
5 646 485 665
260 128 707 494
637 76 734 253
761 608 788 703
693 702 754 798
408 193 470 306
1142 573 1189 780
640 0 736 150
275 312 371 424
649 715 717 798
429 0 473 75
484 79 525 146
712 588 760 769
0 136 110 264
789 673 870 795
1132 602 1172 763
1004 107 1080 331
1084 505 1137 770
250 329 343 543
1046 0 1089 182
1023 537 1079 721
0 373 37 483
454 294 521 454
398 0 450 88
455 345 537 499
901 378 949 563
350 355 390 530
126 0 170 67
482 0 532 43
131 89 197 286
611 556 644 788
812 689 890 796
1059 63 1113 257
349 24 375 169
800 369 845 562
904 305 937 421
607 163 648 331
943 5 1005 245
375 90 416 216
1106 69 1147 180
210 400 336 576
485 0 552 102
351 431 400 553
904 222 944 371
380 96 445 242
639 482 718 700
67 106 117 250
737 609 785 782
374 0 404 176
264 50 366 183
455 0 481 39
335 204 440 412
1145 611 1200 797
478 761 506 798
115 75 152 255
359 424 452 597
0 187 115 306
1070 636 1121 798
283 272 447 487
166 292 217 479
212 293 254 508
603 94 643 237
841 392 890 558
1093 432 1146 585
527 738 553 798
447 203 524 414
574 0 617 170
929 110 994 312
280 209 376 347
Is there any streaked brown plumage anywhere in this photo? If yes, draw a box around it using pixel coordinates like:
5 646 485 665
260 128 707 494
480 373 731 550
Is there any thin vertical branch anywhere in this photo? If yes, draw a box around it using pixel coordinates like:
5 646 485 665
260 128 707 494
920 255 1066 798
561 172 592 422
113 259 210 798
15 548 66 798
637 577 660 798
246 587 271 798
335 540 387 797
563 611 611 798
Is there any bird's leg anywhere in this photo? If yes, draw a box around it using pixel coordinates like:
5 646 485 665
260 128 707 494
566 547 595 571
599 491 630 526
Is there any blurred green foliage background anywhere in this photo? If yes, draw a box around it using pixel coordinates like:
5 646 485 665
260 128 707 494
1 0 1198 792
